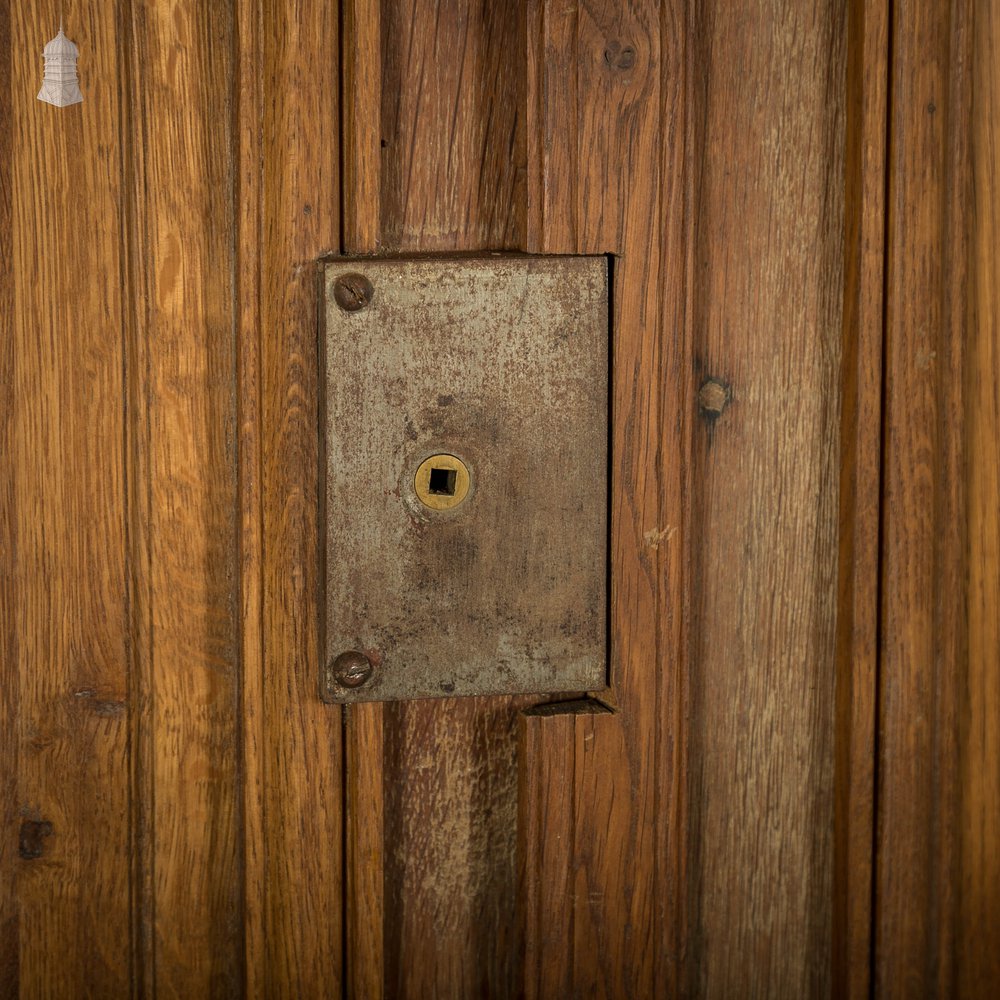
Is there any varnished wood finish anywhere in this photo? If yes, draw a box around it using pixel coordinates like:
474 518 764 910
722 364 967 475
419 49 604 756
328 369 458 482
5 3 132 993
127 3 242 991
251 1 345 992
2 0 998 993
345 704 385 1000
524 0 849 993
521 0 674 994
518 701 614 999
686 3 847 992
962 0 1000 990
234 0 265 991
877 0 972 994
0 0 14 985
381 695 532 995
8 0 347 993
380 0 525 253
342 0 381 253
835 0 888 995
518 709 574 1000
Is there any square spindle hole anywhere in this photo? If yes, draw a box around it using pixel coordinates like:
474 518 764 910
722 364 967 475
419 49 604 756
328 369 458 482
428 467 457 496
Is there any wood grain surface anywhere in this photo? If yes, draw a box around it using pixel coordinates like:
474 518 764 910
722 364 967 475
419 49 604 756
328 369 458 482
4 3 132 993
521 0 674 994
962 1 1000 991
342 0 381 253
834 1 888 995
345 703 385 1000
518 700 614 998
127 2 243 991
1 0 997 994
380 0 525 253
686 3 847 993
234 0 265 991
0 0 14 983
361 0 852 994
526 0 849 993
876 0 972 994
250 0 345 992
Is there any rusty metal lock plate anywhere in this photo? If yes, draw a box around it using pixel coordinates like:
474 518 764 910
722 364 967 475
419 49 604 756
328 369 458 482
320 255 608 703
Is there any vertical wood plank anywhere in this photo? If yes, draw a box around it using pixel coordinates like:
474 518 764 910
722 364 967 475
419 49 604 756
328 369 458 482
518 702 633 999
380 0 525 254
0 0 16 986
520 0 678 994
255 0 344 992
373 2 529 995
834 0 888 995
525 0 850 993
128 1 242 992
962 0 1000 990
6 3 132 994
381 694 532 997
122 5 154 989
575 5 664 993
877 0 971 993
686 3 846 994
342 0 381 253
517 707 578 1000
525 0 579 248
346 705 385 1000
658 1 693 989
234 0 265 992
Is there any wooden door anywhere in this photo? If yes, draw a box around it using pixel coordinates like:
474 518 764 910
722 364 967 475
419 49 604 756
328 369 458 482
1 0 997 996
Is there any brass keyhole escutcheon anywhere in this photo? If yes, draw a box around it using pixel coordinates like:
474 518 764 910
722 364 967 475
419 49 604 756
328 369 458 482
414 453 471 511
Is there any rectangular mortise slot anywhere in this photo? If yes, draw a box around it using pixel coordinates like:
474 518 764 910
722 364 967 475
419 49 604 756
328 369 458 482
429 467 457 496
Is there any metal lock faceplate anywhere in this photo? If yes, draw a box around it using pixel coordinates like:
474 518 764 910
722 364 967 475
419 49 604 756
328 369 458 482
320 255 608 703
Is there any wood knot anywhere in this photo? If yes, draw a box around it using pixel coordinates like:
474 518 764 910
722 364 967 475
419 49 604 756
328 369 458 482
698 378 731 420
603 41 636 71
74 687 127 717
19 820 53 860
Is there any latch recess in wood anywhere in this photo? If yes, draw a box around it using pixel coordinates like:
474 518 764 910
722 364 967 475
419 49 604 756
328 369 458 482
320 255 608 703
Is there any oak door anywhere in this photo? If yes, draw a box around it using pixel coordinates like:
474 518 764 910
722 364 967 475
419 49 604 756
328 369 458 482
2 0 997 996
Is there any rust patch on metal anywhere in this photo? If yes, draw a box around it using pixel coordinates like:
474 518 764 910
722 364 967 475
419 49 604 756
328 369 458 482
320 255 609 703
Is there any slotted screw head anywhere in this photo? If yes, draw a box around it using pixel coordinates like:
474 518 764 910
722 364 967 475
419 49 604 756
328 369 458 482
331 650 374 688
333 273 374 312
